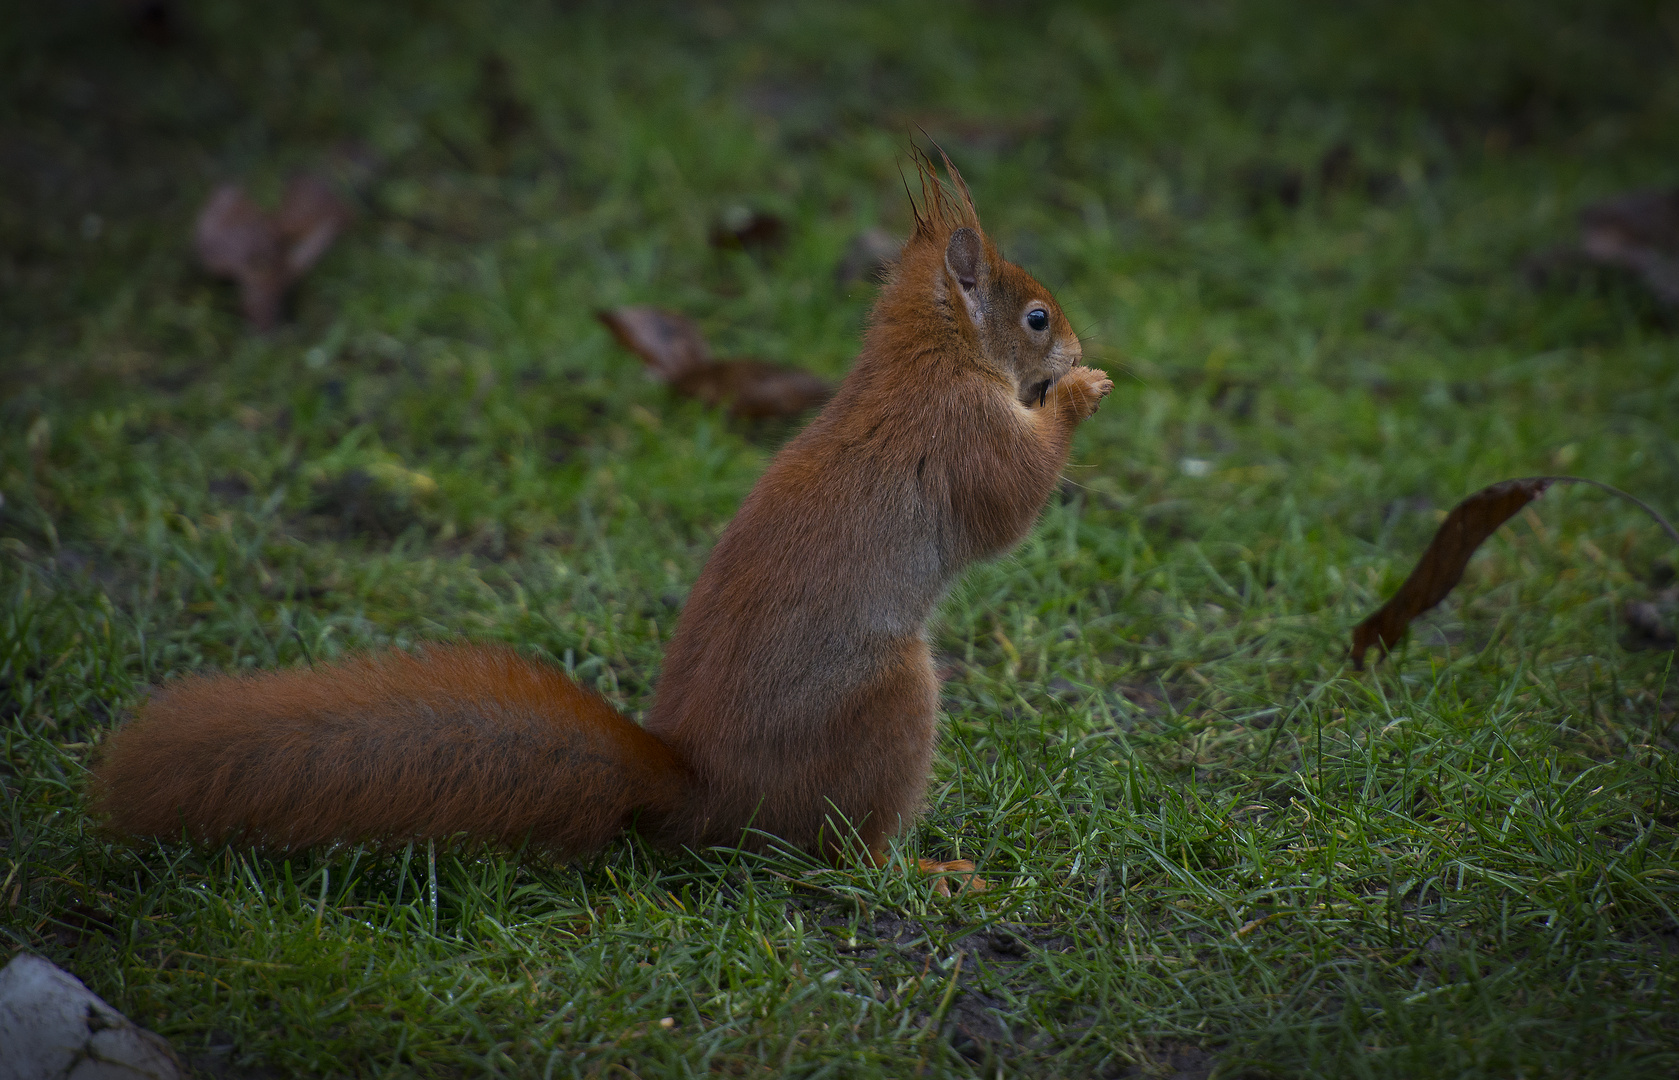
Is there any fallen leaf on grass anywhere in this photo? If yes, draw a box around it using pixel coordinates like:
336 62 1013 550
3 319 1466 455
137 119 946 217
596 306 831 420
670 359 833 420
274 174 354 279
195 186 285 328
193 174 354 329
1578 188 1679 307
596 306 710 381
1352 476 1679 668
1529 188 1679 309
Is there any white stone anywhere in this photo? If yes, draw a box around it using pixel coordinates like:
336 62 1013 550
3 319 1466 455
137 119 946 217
0 954 180 1080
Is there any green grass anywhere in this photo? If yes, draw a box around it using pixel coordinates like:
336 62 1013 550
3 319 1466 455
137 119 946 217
4 1 1679 1075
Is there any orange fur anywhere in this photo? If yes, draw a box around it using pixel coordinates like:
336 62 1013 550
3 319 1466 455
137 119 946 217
91 644 686 854
89 154 1111 866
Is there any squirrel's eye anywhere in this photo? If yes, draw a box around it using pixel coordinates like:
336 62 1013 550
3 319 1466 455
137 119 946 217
1026 308 1049 332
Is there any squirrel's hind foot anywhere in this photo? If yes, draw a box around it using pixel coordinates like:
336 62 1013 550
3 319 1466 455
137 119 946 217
915 857 988 897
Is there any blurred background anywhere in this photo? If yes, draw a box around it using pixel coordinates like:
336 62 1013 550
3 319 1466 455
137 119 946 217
3 0 1677 672
7 0 1675 381
4 1 1677 659
4 5 1679 1076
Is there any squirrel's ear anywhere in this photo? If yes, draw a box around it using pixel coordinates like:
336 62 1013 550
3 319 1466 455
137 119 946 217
944 228 982 293
945 227 986 325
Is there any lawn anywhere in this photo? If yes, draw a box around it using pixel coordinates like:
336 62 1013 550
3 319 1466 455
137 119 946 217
3 1 1678 1076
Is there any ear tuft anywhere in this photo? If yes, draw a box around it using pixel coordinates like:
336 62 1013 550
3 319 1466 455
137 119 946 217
945 228 982 292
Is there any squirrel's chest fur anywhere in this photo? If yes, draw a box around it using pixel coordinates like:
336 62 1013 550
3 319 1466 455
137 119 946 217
640 159 1098 851
644 351 1045 848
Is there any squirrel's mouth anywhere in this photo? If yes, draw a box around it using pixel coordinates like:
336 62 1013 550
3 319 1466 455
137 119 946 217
1022 378 1054 408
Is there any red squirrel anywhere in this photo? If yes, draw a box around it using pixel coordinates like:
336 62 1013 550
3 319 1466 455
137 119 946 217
90 153 1113 884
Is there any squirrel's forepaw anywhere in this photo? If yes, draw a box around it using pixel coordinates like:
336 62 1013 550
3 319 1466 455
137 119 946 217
917 858 989 897
1058 365 1113 417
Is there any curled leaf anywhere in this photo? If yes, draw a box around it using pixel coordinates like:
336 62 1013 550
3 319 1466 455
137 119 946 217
596 306 831 420
195 185 286 328
596 306 712 382
192 173 354 329
275 174 355 280
1352 476 1679 668
669 360 830 421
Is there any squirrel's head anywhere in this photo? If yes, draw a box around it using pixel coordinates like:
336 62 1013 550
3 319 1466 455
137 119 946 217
900 149 1083 407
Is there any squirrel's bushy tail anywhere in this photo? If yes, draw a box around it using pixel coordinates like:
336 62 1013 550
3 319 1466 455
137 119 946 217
90 644 689 855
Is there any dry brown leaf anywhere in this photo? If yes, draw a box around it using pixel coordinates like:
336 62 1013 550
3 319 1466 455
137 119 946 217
670 360 830 421
596 306 712 381
194 184 286 329
1577 188 1679 307
1351 479 1550 668
596 306 831 420
275 174 354 280
1352 476 1679 668
192 173 354 330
